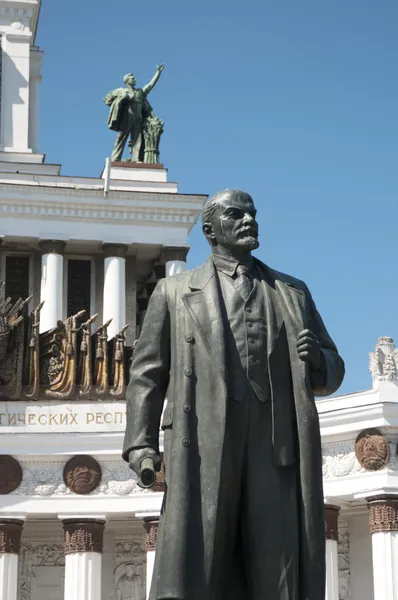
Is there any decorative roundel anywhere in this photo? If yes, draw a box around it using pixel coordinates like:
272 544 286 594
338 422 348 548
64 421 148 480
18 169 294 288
0 455 23 494
355 428 390 471
63 455 102 495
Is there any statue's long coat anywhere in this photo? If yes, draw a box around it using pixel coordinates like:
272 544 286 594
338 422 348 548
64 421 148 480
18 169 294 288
123 257 345 600
104 88 152 133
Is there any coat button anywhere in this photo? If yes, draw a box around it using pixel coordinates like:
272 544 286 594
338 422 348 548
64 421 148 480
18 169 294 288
185 334 194 343
247 322 253 328
246 307 252 313
184 367 193 377
182 438 190 447
183 404 191 412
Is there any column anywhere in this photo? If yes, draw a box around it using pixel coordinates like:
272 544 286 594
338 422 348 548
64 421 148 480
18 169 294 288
102 244 128 340
39 240 66 333
0 237 3 288
144 518 159 600
0 518 25 600
325 504 340 600
367 495 398 600
162 247 188 277
62 518 106 600
28 48 43 153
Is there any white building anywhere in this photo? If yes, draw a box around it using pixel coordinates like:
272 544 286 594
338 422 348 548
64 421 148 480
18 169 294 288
0 2 397 600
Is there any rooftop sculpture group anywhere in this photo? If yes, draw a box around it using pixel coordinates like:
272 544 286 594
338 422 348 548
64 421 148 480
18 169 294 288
104 65 165 164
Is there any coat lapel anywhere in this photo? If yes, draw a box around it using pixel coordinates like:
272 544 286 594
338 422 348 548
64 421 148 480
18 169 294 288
255 260 307 340
182 257 226 382
274 280 307 338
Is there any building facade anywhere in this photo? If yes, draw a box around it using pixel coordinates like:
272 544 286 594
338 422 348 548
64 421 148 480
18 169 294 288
0 2 397 600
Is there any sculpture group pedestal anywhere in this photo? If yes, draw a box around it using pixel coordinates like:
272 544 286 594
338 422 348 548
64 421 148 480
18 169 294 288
101 160 175 193
111 161 164 169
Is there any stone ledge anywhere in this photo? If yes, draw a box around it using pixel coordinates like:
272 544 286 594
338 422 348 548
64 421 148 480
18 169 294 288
111 162 165 170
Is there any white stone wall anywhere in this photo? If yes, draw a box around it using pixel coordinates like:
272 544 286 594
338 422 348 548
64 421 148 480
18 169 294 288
348 515 373 600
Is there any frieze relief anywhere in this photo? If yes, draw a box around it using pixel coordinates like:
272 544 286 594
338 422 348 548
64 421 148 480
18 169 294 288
15 461 144 497
8 441 398 496
116 541 146 559
322 438 398 480
338 521 350 600
19 543 65 600
322 444 362 480
113 540 146 600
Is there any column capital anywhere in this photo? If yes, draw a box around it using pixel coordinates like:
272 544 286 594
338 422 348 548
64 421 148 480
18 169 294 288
62 519 106 555
324 504 340 541
367 495 398 533
162 246 189 263
152 454 165 493
102 243 128 259
38 239 67 255
143 518 159 552
0 519 24 554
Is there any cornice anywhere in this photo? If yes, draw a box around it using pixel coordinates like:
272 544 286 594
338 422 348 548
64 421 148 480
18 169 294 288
0 197 199 226
0 182 207 206
318 388 398 438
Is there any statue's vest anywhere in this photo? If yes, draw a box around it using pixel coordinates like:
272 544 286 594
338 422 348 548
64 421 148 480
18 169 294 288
218 271 271 402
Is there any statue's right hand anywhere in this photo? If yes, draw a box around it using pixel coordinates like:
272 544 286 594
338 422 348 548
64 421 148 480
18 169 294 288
128 448 161 477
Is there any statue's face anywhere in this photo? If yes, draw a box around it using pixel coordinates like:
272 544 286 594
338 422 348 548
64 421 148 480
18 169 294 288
125 74 136 87
207 191 259 252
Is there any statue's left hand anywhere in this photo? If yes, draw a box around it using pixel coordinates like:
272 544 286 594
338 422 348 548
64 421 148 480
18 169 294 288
157 64 165 73
297 329 322 372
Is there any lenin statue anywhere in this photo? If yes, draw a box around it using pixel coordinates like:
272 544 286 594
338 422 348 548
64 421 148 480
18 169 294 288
123 189 345 600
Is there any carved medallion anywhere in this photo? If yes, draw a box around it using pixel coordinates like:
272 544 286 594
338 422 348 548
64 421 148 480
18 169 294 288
355 428 389 471
63 455 102 495
0 455 22 494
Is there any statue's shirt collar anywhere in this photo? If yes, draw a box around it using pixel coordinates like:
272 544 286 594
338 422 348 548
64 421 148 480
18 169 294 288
212 254 254 278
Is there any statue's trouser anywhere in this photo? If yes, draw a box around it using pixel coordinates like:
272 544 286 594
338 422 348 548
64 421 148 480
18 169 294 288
111 128 143 162
111 131 128 162
211 391 299 600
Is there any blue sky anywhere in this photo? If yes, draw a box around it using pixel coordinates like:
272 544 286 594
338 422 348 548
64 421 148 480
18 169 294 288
37 0 398 396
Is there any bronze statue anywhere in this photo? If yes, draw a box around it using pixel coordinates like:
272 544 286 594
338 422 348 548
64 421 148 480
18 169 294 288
104 65 165 163
123 189 345 600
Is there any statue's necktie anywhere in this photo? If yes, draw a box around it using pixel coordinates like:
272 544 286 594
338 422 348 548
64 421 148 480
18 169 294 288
235 264 253 302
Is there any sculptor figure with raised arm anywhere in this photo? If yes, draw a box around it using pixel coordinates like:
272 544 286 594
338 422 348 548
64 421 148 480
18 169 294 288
123 189 345 600
104 64 165 163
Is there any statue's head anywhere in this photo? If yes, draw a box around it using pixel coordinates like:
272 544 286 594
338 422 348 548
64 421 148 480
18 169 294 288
202 189 259 254
124 73 136 87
